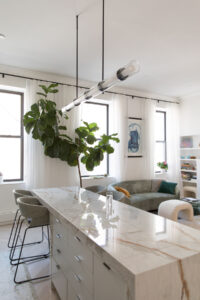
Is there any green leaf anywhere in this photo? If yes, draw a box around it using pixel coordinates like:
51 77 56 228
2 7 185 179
39 85 49 94
106 145 114 154
88 122 99 132
48 83 59 89
58 125 67 130
86 158 94 171
86 135 96 144
48 89 59 94
37 92 47 97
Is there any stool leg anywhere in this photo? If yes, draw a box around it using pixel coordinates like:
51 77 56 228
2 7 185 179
7 209 20 248
9 215 22 261
14 225 50 284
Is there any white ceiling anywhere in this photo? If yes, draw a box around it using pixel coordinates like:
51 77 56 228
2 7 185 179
1 0 200 97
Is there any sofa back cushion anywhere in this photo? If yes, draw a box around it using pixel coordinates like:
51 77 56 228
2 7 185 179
151 179 163 192
111 180 152 194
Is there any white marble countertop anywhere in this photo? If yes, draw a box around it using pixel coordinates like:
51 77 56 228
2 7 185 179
33 186 200 299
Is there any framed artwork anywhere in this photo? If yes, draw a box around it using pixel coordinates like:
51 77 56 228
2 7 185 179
128 117 143 157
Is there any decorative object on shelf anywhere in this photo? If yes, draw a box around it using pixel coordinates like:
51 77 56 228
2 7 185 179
0 171 3 183
61 0 140 113
128 117 143 157
157 161 168 171
23 84 119 188
180 136 193 148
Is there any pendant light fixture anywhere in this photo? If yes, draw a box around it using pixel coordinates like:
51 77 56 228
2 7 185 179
62 1 140 113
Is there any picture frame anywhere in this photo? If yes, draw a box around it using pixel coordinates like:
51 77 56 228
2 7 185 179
128 117 143 157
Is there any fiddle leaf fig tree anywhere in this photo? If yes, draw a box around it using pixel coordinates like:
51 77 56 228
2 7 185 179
23 83 119 187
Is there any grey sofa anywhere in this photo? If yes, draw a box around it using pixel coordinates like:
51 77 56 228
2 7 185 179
108 179 180 211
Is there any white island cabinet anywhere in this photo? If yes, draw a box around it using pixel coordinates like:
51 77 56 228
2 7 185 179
33 187 200 300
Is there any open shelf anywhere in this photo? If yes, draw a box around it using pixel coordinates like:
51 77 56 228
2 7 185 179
181 179 197 183
181 169 196 173
180 158 197 161
180 148 200 150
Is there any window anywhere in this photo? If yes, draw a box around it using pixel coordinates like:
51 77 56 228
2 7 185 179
0 90 24 181
81 101 109 177
155 110 167 172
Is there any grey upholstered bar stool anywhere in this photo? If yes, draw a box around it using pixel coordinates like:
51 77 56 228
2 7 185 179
8 190 33 249
9 189 45 266
13 196 50 284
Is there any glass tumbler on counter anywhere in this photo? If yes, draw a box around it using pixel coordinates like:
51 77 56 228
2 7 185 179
106 191 113 217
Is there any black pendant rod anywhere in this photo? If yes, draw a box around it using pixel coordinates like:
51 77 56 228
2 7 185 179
0 72 179 104
102 0 105 81
76 15 79 98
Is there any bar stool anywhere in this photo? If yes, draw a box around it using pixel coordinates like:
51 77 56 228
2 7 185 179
8 189 33 249
13 196 50 284
9 190 44 264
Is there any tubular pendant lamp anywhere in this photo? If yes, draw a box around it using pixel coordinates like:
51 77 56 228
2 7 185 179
62 0 140 113
62 60 140 112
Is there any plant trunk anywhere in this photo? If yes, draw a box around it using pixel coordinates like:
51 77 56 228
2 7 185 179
77 156 82 188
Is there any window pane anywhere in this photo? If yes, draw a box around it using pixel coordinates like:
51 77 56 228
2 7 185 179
82 103 107 138
81 102 108 176
0 138 21 180
155 112 165 141
155 142 166 171
0 92 21 135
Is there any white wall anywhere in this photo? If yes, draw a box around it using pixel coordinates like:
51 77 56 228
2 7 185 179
0 64 176 223
180 94 200 136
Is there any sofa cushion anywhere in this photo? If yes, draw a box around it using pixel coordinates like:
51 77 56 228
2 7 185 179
129 192 178 211
115 186 131 198
151 179 162 192
112 180 152 194
158 181 177 195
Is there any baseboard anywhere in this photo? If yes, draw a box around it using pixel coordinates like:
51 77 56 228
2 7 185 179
0 210 15 225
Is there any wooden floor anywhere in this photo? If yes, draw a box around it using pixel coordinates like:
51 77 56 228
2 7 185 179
0 224 59 300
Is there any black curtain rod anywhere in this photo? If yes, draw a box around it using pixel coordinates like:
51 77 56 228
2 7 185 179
0 72 179 104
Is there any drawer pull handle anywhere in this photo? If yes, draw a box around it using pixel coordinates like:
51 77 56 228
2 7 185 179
56 264 60 270
73 273 82 282
55 218 60 223
74 255 83 262
74 236 81 242
56 249 61 254
103 262 111 270
56 233 62 239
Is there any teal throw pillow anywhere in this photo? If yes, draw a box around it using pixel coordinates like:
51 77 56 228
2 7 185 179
158 181 177 195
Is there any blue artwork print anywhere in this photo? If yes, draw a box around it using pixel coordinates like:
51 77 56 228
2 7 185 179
128 121 142 154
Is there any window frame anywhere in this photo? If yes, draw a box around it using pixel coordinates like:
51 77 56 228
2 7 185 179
0 89 24 182
81 101 109 178
155 110 167 173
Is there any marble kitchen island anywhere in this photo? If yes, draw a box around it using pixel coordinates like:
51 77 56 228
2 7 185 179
33 187 200 300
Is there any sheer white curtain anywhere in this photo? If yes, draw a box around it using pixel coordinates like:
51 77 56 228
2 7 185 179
24 80 81 189
109 93 128 181
144 99 156 179
166 103 180 182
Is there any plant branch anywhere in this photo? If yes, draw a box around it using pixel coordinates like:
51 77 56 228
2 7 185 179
77 155 82 188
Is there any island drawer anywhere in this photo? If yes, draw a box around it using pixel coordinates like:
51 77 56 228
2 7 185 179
52 258 68 300
51 214 68 243
94 255 128 300
67 268 93 300
68 282 93 300
68 226 93 274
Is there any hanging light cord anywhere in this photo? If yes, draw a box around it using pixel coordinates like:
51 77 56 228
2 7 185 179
76 14 79 98
102 0 105 81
